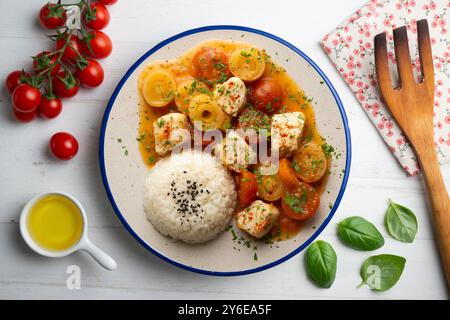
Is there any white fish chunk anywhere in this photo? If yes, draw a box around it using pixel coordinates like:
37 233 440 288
153 113 189 156
236 200 280 238
271 112 305 157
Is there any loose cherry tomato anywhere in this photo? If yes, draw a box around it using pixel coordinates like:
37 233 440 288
83 30 112 59
250 77 283 113
5 70 29 94
32 51 61 76
192 47 230 83
50 132 79 160
56 34 83 63
13 108 37 122
12 84 41 113
38 95 63 119
52 71 80 98
238 170 258 207
39 2 67 29
99 0 118 4
76 59 104 88
282 182 320 221
83 3 110 30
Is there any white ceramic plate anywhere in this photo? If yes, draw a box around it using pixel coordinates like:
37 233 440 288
100 26 351 276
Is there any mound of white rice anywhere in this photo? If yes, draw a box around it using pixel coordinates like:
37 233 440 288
144 151 237 244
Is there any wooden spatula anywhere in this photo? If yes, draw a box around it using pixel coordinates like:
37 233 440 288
375 19 450 288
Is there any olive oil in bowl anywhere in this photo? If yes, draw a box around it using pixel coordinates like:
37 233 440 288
20 192 117 270
27 194 84 251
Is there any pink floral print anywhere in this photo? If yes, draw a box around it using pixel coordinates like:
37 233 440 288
321 0 450 176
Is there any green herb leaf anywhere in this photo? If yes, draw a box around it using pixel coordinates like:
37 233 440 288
359 254 406 292
385 200 418 243
321 142 335 158
337 216 384 251
305 240 337 288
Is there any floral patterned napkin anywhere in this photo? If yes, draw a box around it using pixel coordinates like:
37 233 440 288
321 0 450 175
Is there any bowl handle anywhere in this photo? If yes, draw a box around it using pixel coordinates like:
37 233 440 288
81 239 117 271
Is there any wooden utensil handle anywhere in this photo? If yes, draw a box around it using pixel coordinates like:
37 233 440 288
416 146 450 287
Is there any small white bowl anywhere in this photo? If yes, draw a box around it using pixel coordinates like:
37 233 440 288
20 192 117 271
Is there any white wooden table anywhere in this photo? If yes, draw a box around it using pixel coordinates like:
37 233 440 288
0 0 449 300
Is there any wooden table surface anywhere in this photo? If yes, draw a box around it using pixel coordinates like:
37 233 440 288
0 0 448 300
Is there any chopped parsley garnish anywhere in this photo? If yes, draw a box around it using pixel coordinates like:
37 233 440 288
231 228 238 241
240 50 251 58
322 142 335 158
156 118 165 128
136 133 146 142
284 191 307 214
291 161 302 173
214 62 227 70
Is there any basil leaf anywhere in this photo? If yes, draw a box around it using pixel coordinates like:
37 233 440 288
359 254 406 292
337 216 384 251
385 200 418 243
305 240 337 288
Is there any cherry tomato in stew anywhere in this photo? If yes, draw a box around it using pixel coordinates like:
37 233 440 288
282 182 320 221
250 77 283 113
192 47 230 83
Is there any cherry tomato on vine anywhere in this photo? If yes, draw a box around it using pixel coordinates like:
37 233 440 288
76 59 104 88
52 71 80 98
56 34 83 63
83 3 110 30
250 77 283 114
39 2 67 29
32 51 61 76
12 84 41 113
99 0 118 5
5 70 29 94
13 108 37 123
50 132 79 160
38 95 63 119
83 30 112 59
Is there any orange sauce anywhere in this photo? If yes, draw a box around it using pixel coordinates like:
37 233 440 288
137 40 329 241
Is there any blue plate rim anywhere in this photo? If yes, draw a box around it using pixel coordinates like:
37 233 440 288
99 25 352 276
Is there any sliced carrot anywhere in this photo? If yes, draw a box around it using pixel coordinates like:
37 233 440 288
278 158 300 191
238 170 258 207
